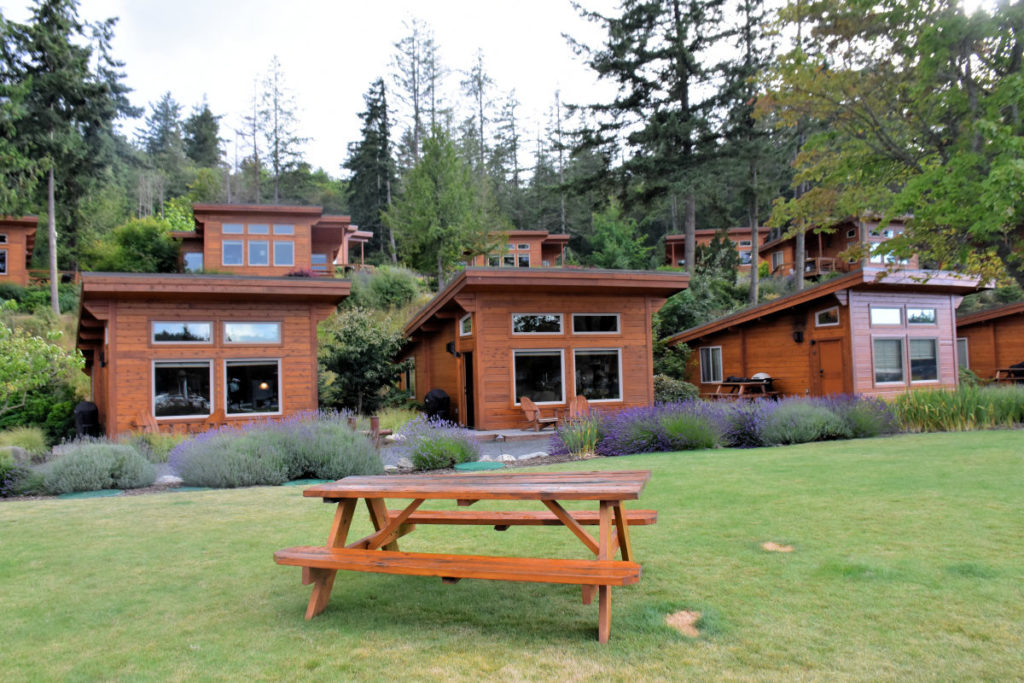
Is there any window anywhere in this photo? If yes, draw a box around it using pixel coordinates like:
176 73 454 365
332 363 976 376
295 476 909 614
0 249 6 275
517 254 530 268
517 243 530 250
0 233 7 243
574 349 621 401
503 255 515 267
870 307 902 326
513 350 563 404
459 314 472 336
739 250 752 265
873 338 905 383
274 241 294 266
771 250 784 271
183 252 203 272
153 361 211 418
572 314 619 334
738 240 752 247
222 223 243 234
907 308 936 324
222 241 243 266
273 224 294 235
152 321 212 343
311 253 328 272
248 223 269 235
225 360 280 415
248 240 269 266
815 307 840 327
699 346 723 384
488 255 500 267
909 339 938 381
846 228 857 239
224 322 281 344
512 313 562 334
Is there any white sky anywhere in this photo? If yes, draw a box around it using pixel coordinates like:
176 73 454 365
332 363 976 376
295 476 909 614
2 0 619 176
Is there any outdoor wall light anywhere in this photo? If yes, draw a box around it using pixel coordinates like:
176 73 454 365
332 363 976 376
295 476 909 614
792 330 804 343
445 341 461 358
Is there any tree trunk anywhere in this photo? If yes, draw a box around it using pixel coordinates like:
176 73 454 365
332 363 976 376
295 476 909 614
794 225 805 292
48 168 59 315
684 193 696 278
747 160 759 305
386 174 398 264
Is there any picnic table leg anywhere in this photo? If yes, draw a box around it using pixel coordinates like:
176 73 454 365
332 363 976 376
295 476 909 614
304 498 358 619
597 500 613 643
365 498 399 551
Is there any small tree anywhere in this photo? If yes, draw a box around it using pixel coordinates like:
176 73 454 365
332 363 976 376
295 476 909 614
584 201 652 270
85 216 180 273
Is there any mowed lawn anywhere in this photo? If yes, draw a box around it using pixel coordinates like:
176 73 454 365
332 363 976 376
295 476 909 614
1 432 1021 681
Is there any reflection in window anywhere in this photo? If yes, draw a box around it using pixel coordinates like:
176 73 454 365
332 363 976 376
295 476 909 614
815 307 840 327
910 339 938 381
153 362 211 417
513 350 563 404
512 313 562 334
274 241 294 266
224 322 281 343
907 308 936 324
575 350 621 401
572 314 619 334
183 252 204 272
152 322 212 343
517 254 530 268
870 307 902 326
249 240 269 266
0 249 7 275
503 255 515 267
248 223 269 235
699 347 722 383
459 314 472 336
222 241 243 266
873 338 904 383
739 250 752 265
273 224 294 235
488 255 500 267
222 223 243 234
226 361 279 414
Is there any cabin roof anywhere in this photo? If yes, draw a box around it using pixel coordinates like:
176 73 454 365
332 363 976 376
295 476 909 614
665 268 981 345
665 226 770 242
403 267 690 337
956 300 1024 328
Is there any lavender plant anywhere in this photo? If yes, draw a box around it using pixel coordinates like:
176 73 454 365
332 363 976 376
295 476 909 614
42 440 156 494
391 417 480 470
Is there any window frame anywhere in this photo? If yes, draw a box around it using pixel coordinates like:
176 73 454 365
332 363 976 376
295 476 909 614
247 223 269 235
699 346 723 384
224 358 282 417
511 312 563 335
869 306 903 326
909 337 939 383
815 306 840 328
957 337 969 370
272 224 294 235
223 321 282 345
151 321 213 345
152 360 213 419
222 223 244 234
222 241 244 266
459 314 472 337
872 337 906 385
573 348 623 402
517 254 531 268
512 349 565 406
273 240 294 267
183 252 204 273
571 313 621 335
906 308 937 325
771 250 784 271
248 240 270 266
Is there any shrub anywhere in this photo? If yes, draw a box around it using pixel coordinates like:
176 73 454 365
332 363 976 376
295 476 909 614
659 412 720 450
349 266 421 310
654 374 699 403
169 412 383 488
557 415 603 459
0 426 49 461
719 400 776 448
0 281 27 303
42 441 156 494
124 431 185 464
813 395 897 439
375 406 420 433
760 402 851 446
1 462 36 497
393 417 479 470
893 385 1024 432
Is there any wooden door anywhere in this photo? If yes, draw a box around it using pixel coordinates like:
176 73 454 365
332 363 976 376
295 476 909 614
816 339 845 395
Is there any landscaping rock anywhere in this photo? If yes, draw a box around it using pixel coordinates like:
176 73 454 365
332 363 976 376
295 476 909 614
155 474 184 486
517 451 548 461
500 454 516 462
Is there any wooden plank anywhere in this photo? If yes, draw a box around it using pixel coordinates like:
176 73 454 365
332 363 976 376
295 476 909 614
364 499 424 551
385 508 658 527
541 500 600 555
274 547 641 586
613 502 634 561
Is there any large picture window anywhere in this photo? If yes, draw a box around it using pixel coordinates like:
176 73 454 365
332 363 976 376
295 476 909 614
224 322 281 344
274 241 294 266
513 350 563 404
226 360 280 415
699 346 723 384
512 313 562 334
222 241 243 266
248 240 269 266
572 314 620 334
873 338 905 383
152 321 212 343
0 249 7 275
909 338 938 381
153 361 211 418
574 349 621 401
183 252 203 272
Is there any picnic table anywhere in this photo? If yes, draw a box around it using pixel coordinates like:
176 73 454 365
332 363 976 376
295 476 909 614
993 368 1024 383
274 470 657 643
708 379 779 399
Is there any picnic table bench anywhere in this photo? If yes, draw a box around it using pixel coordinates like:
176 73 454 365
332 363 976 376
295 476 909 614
993 368 1024 383
274 470 655 643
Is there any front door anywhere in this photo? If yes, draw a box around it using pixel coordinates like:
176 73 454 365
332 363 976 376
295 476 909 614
816 339 845 395
462 351 475 428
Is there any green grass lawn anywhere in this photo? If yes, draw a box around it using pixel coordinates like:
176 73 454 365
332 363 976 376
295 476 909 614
2 432 1022 680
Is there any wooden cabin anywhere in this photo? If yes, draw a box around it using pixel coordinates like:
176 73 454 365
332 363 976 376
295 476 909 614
665 226 771 272
0 216 37 287
759 217 918 279
75 272 349 437
470 230 570 268
665 268 979 398
401 268 689 430
955 302 1024 381
174 204 365 276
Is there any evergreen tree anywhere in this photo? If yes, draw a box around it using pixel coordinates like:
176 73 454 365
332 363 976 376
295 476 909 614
183 99 222 167
137 91 189 203
344 78 397 262
391 18 431 166
460 49 494 177
259 55 307 204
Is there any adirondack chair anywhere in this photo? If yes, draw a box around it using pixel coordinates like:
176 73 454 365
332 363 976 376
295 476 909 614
519 396 559 431
567 395 591 421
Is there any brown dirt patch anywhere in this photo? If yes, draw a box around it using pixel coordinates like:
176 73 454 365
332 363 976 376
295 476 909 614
761 541 795 553
665 610 701 637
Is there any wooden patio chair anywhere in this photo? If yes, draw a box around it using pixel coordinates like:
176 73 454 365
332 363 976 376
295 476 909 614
567 395 590 421
519 396 559 431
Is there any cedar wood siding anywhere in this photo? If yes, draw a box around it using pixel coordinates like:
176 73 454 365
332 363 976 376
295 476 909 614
409 323 461 416
200 214 315 277
89 299 333 436
0 217 35 287
956 305 1024 380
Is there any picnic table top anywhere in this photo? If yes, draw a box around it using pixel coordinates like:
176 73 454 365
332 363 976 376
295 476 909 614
303 470 652 502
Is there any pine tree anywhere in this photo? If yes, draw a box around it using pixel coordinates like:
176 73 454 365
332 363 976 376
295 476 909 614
259 55 307 204
183 98 222 168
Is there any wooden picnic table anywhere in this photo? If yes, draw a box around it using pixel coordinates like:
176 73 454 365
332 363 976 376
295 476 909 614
274 470 656 643
993 368 1024 383
709 380 779 399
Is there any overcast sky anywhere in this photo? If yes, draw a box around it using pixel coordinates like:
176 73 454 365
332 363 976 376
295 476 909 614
2 0 619 175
